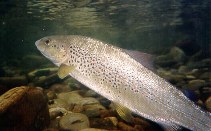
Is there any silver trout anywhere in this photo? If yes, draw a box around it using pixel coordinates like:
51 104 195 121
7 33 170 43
35 35 211 131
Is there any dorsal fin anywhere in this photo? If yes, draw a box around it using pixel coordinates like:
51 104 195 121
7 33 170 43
123 49 155 71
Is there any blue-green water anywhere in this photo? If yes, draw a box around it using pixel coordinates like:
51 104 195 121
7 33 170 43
0 0 210 60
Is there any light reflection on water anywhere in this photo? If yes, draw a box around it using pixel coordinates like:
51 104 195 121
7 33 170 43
26 0 183 29
24 0 188 53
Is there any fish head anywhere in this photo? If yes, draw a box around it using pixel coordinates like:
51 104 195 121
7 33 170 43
35 36 68 66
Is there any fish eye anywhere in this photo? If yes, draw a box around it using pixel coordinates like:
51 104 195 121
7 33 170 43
44 39 50 45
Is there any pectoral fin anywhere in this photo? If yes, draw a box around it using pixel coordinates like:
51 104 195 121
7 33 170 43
58 64 75 79
111 102 134 123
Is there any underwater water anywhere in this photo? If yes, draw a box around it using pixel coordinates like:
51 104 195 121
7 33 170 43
0 0 210 131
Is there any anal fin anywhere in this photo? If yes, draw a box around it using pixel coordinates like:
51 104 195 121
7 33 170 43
111 102 134 123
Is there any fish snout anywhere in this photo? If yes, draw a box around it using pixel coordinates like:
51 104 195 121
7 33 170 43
35 39 40 47
35 39 45 52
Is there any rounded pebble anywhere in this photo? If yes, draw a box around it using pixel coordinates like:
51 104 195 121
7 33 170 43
188 79 206 90
59 113 89 130
205 96 211 111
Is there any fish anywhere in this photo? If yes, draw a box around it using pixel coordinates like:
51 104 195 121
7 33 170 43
35 35 211 131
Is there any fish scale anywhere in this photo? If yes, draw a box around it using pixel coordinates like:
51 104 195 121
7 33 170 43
36 35 211 131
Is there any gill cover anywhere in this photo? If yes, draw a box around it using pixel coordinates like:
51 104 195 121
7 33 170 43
37 37 67 65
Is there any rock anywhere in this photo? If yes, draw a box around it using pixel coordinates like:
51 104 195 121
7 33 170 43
90 118 117 130
0 76 27 88
48 118 60 129
117 122 137 131
83 104 106 117
63 77 82 90
43 128 60 131
49 107 68 120
169 47 186 63
134 125 144 131
98 97 111 108
49 83 72 93
84 90 98 97
132 117 150 129
185 75 196 80
155 55 176 67
33 73 61 87
57 91 83 105
47 91 57 100
174 80 186 89
0 86 28 113
187 58 211 69
197 100 204 107
188 79 206 90
157 69 185 84
186 69 200 76
79 97 100 106
72 104 85 113
100 109 116 118
80 128 108 131
59 113 89 130
48 99 70 110
57 91 106 117
205 96 211 111
199 72 211 80
0 86 50 131
28 67 58 80
169 74 185 84
175 39 200 56
178 65 189 73
104 117 118 126
155 47 186 67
